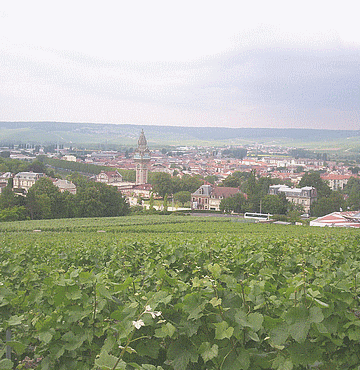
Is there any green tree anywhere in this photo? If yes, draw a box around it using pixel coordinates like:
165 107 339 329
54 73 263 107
299 172 331 198
261 194 288 215
75 182 129 218
178 174 203 193
311 191 345 217
220 193 247 213
149 192 154 210
26 178 65 219
344 177 360 210
221 171 250 188
204 175 218 184
26 160 47 174
150 173 173 197
0 186 19 210
173 191 191 206
0 206 28 222
163 193 168 211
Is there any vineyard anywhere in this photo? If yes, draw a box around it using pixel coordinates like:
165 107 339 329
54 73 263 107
1 215 360 369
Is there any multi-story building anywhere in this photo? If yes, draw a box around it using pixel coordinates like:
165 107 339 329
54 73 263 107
53 179 77 195
191 184 240 211
96 170 123 184
268 185 317 213
13 172 44 193
320 174 353 191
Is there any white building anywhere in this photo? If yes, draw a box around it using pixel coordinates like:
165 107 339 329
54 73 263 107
269 185 317 214
13 172 44 193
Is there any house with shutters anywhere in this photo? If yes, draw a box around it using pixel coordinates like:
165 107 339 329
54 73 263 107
53 179 77 194
191 184 241 211
13 172 44 193
96 170 123 184
268 184 317 214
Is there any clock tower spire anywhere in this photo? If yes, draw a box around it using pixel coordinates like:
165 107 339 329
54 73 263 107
134 130 151 185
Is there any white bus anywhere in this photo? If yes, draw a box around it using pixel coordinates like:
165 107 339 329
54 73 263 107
244 212 272 221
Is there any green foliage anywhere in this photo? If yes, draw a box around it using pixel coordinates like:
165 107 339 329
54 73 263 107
0 206 28 222
220 193 247 213
40 156 136 181
299 172 331 198
75 182 130 218
344 177 360 210
222 147 247 159
261 194 288 215
150 173 203 197
1 216 360 369
204 175 218 184
221 171 250 188
26 178 64 219
311 191 345 217
173 191 191 206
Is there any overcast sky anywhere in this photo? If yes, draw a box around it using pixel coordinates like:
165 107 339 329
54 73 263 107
1 1 359 130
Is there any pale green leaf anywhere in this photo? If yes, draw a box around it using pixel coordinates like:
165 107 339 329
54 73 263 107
95 351 126 369
214 321 234 340
209 297 222 307
247 312 264 332
154 322 176 338
198 342 218 362
8 315 23 326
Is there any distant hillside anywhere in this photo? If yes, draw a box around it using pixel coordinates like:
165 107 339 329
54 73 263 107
0 121 359 149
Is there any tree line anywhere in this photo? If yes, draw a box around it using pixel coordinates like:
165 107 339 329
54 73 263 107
0 176 129 222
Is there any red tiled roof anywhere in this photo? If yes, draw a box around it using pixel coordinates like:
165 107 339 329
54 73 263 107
212 186 240 198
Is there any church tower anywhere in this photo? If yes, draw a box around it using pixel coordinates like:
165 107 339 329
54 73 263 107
134 130 151 185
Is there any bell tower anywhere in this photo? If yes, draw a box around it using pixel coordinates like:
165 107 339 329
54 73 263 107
134 130 151 185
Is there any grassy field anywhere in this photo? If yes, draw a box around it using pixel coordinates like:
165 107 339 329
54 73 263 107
1 215 360 369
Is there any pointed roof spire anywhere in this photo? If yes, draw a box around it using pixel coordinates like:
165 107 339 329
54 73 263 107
137 129 147 150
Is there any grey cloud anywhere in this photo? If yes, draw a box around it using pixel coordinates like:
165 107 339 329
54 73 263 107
209 46 360 111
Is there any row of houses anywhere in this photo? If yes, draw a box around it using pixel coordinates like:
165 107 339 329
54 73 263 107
0 172 77 195
1 170 152 201
191 184 318 213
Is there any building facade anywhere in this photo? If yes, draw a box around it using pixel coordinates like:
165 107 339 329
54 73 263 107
53 179 77 195
96 170 123 184
13 172 44 193
269 185 317 213
134 130 151 185
191 184 240 211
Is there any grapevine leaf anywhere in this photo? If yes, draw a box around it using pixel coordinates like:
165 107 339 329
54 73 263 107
167 337 198 370
285 306 310 343
288 342 323 366
5 341 26 355
222 348 250 370
247 312 264 332
309 306 324 323
182 292 206 320
136 340 160 359
38 331 53 344
8 315 23 326
272 355 293 370
208 263 221 278
198 342 218 362
95 351 126 369
214 321 234 340
269 323 289 346
209 297 222 307
97 283 112 299
154 322 176 338
247 330 260 342
62 331 86 351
